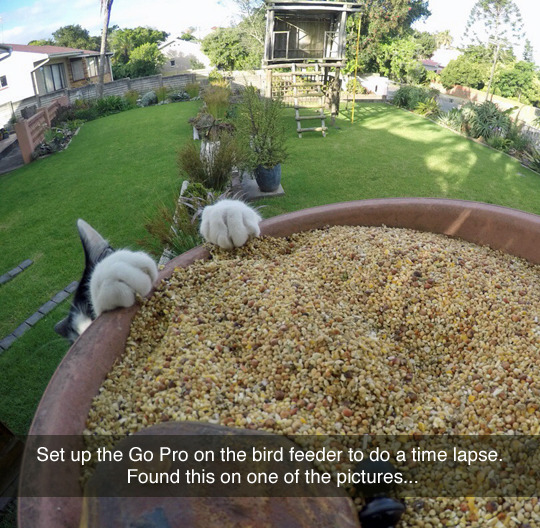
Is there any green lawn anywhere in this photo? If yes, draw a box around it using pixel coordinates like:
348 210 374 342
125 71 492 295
0 101 539 434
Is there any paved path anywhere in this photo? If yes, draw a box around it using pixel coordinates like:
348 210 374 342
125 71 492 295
0 136 24 175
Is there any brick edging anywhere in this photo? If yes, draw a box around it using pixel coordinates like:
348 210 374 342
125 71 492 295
0 259 33 285
0 281 78 352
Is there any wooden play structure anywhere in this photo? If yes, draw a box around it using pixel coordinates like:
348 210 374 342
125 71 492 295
263 0 362 137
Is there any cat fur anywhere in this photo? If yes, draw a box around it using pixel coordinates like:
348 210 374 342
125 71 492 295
55 200 262 342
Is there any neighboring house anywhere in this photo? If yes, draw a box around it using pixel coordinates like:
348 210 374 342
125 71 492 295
159 38 210 74
0 44 113 107
422 59 443 74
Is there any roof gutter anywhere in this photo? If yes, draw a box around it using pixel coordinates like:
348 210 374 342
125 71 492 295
0 45 12 62
31 57 50 74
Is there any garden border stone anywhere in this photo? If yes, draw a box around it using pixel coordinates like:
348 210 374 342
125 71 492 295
0 259 33 285
0 280 78 353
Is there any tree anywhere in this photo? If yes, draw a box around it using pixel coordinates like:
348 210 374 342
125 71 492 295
202 28 251 71
434 30 453 49
111 27 169 56
440 55 487 90
28 39 55 46
463 0 524 100
493 61 535 102
379 36 426 83
52 24 99 50
412 31 438 59
233 0 265 47
180 28 197 41
344 0 431 74
523 39 534 63
98 0 114 98
126 42 166 77
109 27 169 68
463 43 515 65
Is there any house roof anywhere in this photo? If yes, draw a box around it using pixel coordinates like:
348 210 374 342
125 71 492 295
422 59 442 67
7 44 110 57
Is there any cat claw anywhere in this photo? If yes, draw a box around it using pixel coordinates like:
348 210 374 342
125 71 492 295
200 199 262 250
90 249 158 316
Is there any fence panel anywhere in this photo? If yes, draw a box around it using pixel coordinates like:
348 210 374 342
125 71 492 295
14 96 69 164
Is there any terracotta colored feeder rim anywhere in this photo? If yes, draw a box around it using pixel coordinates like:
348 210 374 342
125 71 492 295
18 198 540 528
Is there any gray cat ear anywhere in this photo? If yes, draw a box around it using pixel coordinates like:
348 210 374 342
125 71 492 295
54 317 71 339
77 219 110 265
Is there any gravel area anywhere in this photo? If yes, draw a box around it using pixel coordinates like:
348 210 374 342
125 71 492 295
86 225 540 526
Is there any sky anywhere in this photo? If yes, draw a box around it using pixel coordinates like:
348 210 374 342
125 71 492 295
0 0 539 65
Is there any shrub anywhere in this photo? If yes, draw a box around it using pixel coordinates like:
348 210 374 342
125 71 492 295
461 101 511 140
141 91 158 107
95 95 133 116
189 107 235 141
73 104 99 122
51 105 77 126
190 58 205 70
208 69 225 84
124 90 140 106
139 193 202 258
414 97 441 118
437 108 464 132
485 135 512 152
523 147 540 173
202 84 230 120
178 133 240 191
345 79 369 94
235 86 288 170
169 91 190 102
505 122 531 154
184 182 211 201
185 83 200 99
139 185 235 258
155 86 170 103
392 85 437 111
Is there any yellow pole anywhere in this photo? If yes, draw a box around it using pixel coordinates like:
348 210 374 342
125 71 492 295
351 14 361 124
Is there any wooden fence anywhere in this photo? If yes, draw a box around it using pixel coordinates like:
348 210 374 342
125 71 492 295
14 96 69 164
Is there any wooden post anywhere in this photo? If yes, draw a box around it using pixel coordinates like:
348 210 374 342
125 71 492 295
351 14 362 124
43 106 51 128
15 120 32 164
264 9 275 63
330 67 341 125
337 9 348 60
265 68 273 98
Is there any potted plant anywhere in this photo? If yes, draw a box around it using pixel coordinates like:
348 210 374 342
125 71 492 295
236 86 288 192
189 83 234 142
178 132 240 192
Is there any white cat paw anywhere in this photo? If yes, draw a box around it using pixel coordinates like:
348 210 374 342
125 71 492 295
90 250 158 316
200 199 262 250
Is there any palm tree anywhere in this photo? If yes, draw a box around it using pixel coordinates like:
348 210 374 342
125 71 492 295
97 0 113 98
435 30 453 49
111 30 133 65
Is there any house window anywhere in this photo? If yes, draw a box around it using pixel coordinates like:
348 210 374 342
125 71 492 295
41 63 67 93
0 75 7 89
87 57 99 77
170 60 175 66
71 59 85 81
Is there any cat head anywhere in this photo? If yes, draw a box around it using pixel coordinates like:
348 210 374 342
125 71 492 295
54 219 114 343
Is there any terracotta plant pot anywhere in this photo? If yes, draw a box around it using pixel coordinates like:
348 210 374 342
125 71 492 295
19 198 540 528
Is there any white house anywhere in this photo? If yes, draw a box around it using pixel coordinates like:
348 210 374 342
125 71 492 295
0 44 113 107
159 38 211 74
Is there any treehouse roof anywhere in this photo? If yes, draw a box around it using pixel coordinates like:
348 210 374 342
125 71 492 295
265 0 363 13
